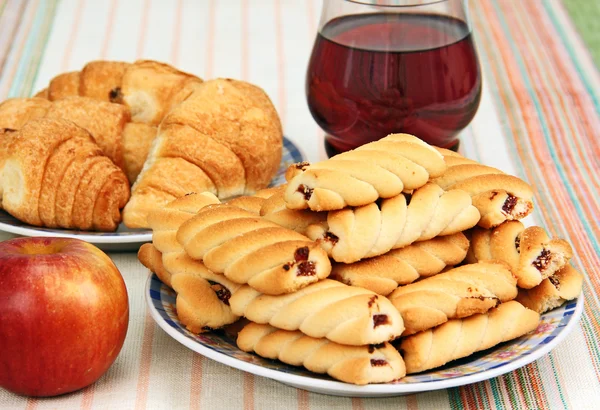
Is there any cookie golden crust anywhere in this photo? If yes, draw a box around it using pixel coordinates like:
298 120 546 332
388 261 518 335
229 279 405 346
284 134 446 211
330 232 469 296
467 221 573 289
1 118 130 231
431 151 534 228
398 301 540 374
177 204 331 295
237 322 406 385
306 183 479 264
138 243 240 333
516 264 583 313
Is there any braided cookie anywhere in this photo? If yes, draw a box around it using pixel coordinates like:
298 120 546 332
283 134 446 211
229 279 404 345
237 322 406 385
398 301 540 374
306 183 479 263
330 232 469 296
177 204 331 295
259 186 327 234
226 187 281 214
466 221 573 289
388 261 518 335
516 264 583 314
432 149 534 228
138 244 240 333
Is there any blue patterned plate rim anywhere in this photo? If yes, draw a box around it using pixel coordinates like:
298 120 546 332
0 137 303 245
145 273 584 396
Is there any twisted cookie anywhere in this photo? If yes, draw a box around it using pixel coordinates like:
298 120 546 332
237 322 406 385
230 279 404 346
138 244 240 333
466 221 573 289
330 232 469 296
432 148 534 228
284 134 446 211
516 264 583 313
177 204 331 295
227 187 281 214
306 183 479 263
398 301 540 374
388 261 518 335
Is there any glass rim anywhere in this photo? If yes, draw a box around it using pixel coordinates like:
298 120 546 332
344 0 448 7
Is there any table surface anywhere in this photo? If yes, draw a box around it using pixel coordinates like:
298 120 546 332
0 0 599 409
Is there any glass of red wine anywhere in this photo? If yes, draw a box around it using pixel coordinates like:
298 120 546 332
306 0 482 156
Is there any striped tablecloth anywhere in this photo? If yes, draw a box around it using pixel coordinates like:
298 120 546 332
0 1 599 409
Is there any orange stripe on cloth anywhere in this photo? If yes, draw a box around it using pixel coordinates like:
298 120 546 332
273 0 286 127
243 373 254 410
134 311 156 410
189 353 203 410
297 389 309 410
60 0 85 71
170 0 183 66
24 397 37 410
80 382 96 410
100 0 118 59
204 0 216 79
351 397 364 410
135 0 151 59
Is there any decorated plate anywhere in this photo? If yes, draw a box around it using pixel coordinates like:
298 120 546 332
0 137 304 251
146 273 584 397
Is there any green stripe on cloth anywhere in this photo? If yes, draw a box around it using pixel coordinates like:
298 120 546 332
561 0 600 68
8 0 58 97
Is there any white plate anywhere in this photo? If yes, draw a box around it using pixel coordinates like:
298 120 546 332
146 273 584 397
0 137 304 252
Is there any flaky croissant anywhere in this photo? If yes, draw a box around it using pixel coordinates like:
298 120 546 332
398 301 540 374
237 322 406 385
306 183 479 263
284 134 446 211
229 279 405 346
0 119 129 231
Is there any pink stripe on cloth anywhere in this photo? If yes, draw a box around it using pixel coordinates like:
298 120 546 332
134 312 156 410
60 0 85 71
136 0 151 59
100 0 118 59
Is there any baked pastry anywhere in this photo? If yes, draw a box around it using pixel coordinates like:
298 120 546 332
226 187 281 214
138 243 240 332
237 322 406 385
466 221 573 289
0 118 129 230
258 185 327 234
122 78 283 228
329 232 469 296
516 264 583 313
0 96 157 183
177 204 331 295
284 133 446 211
306 183 479 263
229 279 404 346
432 148 534 228
398 301 540 374
388 261 518 335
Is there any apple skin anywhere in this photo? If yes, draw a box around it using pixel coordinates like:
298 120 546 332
0 237 129 397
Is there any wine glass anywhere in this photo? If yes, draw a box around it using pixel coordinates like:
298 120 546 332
306 0 482 156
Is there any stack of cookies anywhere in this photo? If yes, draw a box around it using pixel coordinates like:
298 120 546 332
138 133 583 385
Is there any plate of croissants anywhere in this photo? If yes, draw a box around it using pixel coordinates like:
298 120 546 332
0 59 303 251
137 133 585 397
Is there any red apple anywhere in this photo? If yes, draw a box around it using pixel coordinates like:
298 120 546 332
0 237 129 397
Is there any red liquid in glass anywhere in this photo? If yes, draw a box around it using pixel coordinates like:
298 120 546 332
306 13 482 156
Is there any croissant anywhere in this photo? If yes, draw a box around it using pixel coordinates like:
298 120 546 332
306 183 479 263
237 322 406 385
177 203 331 295
259 185 327 235
122 78 283 228
432 148 534 228
138 243 240 332
330 232 469 296
466 221 573 289
0 96 157 183
388 261 518 335
515 264 583 313
284 133 446 211
0 119 129 230
398 301 540 374
229 279 404 346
